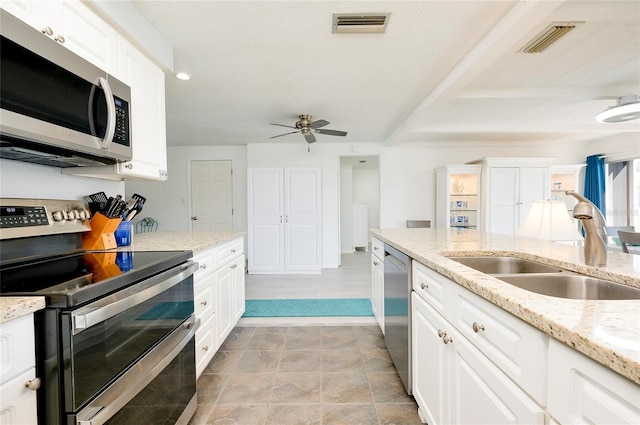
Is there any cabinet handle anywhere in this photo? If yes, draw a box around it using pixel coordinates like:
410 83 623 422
286 215 289 223
374 246 379 251
472 322 485 333
41 26 53 36
437 329 446 338
201 300 207 306
25 377 41 391
231 249 236 253
54 34 65 44
442 336 454 345
230 264 237 269
202 345 209 351
421 282 428 290
124 163 133 169
373 261 379 266
200 264 207 269
280 216 283 223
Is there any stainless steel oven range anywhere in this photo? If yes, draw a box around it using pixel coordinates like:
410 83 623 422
0 198 199 425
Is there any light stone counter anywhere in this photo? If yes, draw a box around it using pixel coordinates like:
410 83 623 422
0 297 45 324
124 231 245 254
371 227 640 385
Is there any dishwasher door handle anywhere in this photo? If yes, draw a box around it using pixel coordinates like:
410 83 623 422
386 252 407 272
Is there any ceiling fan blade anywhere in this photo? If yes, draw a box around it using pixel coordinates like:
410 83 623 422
269 130 300 139
304 132 317 144
315 129 347 137
269 123 298 129
309 119 329 129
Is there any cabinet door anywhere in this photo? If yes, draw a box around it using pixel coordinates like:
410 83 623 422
284 168 321 272
412 293 450 425
371 254 384 333
488 168 519 235
231 255 246 322
0 368 38 425
1 1 117 75
248 168 285 272
449 325 544 425
547 339 640 425
215 263 234 344
116 37 168 180
518 167 548 227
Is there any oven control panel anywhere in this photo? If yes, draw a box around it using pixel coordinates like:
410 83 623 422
0 198 91 240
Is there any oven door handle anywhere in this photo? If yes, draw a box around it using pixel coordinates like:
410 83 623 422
72 261 198 335
76 314 199 425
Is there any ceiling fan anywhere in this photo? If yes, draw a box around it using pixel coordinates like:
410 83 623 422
269 114 348 144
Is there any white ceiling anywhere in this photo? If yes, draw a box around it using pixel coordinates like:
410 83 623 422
130 0 640 148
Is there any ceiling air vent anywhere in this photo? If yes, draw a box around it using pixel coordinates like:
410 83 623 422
332 13 390 34
518 22 584 53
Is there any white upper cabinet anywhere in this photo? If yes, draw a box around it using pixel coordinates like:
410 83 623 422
1 0 118 75
473 158 553 236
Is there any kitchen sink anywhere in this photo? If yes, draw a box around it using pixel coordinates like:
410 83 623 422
448 256 564 274
494 274 640 300
447 255 640 300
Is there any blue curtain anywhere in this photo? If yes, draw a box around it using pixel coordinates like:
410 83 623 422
584 154 606 218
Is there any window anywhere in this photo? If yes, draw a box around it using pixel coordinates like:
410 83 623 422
605 158 640 229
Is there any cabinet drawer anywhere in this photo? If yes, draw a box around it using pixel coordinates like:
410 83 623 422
0 314 35 384
213 238 244 268
193 250 214 279
372 237 384 260
547 339 640 425
194 274 215 322
412 261 450 316
0 367 38 425
195 317 216 378
450 284 548 405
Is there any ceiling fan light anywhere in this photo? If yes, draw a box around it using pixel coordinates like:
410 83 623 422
596 95 640 123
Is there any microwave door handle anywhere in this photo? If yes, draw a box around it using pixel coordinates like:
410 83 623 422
98 77 116 149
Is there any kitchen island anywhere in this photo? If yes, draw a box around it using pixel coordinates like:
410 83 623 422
371 227 640 386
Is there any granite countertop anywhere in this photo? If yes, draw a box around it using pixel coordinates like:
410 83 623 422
371 227 640 385
124 231 246 254
0 297 45 324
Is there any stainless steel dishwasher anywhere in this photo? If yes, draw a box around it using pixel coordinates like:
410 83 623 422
383 243 412 394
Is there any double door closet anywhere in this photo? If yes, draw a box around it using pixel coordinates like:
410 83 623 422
248 167 321 274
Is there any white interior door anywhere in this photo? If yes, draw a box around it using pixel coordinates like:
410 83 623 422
191 160 233 231
284 168 321 272
247 168 285 273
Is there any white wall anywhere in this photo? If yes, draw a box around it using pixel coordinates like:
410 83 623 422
353 168 380 232
339 159 353 253
125 146 247 231
0 159 124 200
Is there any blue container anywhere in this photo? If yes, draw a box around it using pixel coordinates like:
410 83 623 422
114 221 133 247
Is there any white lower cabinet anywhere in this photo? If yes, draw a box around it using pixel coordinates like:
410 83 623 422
193 237 245 378
371 236 384 333
547 338 640 424
0 314 39 425
412 293 544 425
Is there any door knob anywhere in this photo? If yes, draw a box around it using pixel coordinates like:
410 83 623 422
192 216 198 220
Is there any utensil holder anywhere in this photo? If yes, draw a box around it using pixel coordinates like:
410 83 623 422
82 213 122 250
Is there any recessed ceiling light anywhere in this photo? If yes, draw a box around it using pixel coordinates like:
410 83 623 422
176 72 191 81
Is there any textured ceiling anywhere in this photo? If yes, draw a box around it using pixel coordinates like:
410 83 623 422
131 0 640 147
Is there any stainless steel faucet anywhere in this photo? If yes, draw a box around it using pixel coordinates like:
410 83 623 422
565 191 607 267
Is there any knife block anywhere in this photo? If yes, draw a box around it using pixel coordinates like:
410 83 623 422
82 213 122 250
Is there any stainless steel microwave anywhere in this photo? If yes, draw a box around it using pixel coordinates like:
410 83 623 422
0 9 132 168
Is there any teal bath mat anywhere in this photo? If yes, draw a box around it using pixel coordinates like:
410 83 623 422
243 298 373 317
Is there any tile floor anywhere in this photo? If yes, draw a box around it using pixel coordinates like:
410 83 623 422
188 325 423 425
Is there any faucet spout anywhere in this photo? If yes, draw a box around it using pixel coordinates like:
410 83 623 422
565 191 607 267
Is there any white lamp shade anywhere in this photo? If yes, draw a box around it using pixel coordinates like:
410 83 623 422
517 200 583 241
